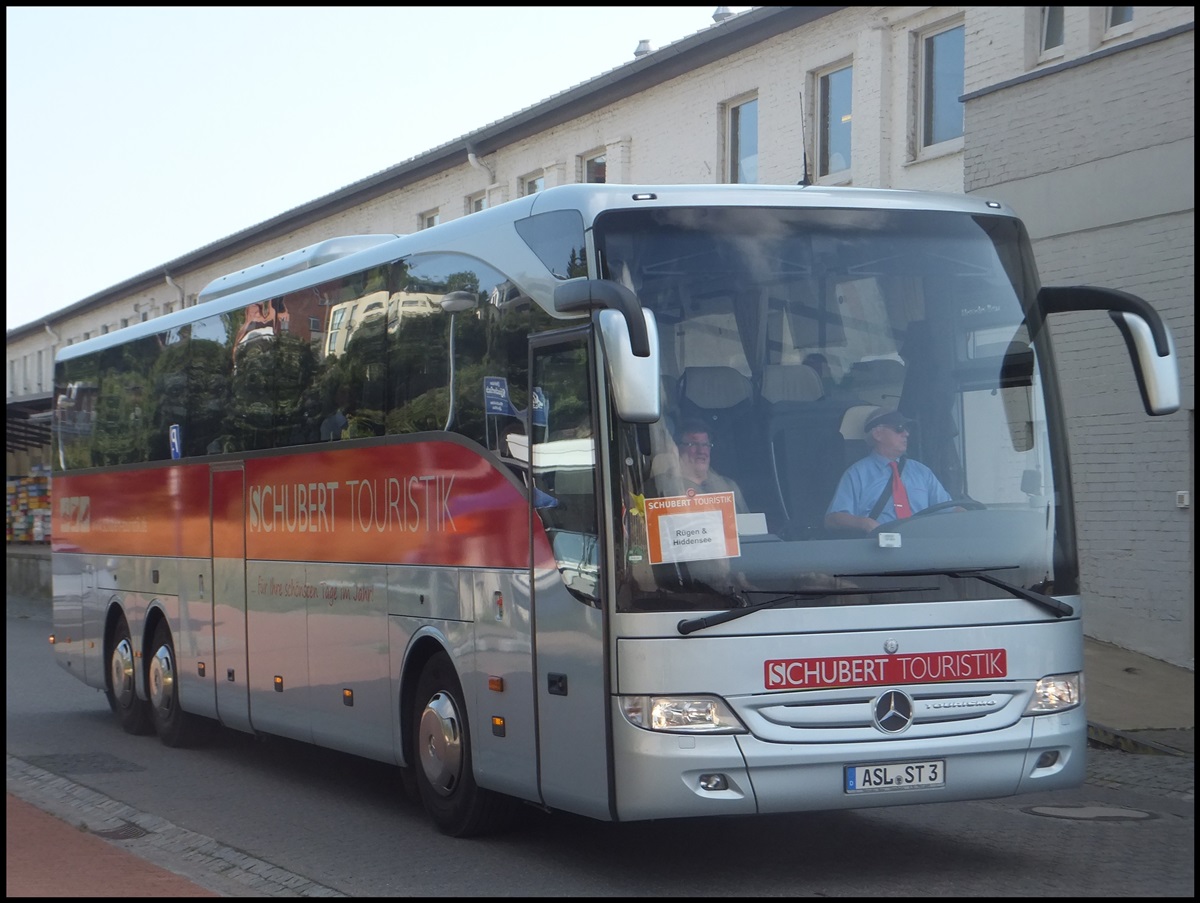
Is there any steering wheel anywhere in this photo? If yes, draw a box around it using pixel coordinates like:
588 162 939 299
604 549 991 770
870 498 986 534
909 497 987 518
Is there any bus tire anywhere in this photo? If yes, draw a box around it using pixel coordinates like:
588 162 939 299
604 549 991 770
106 612 152 735
412 652 513 837
148 620 210 748
397 764 419 802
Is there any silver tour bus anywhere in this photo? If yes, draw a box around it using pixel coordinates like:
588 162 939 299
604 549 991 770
51 184 1180 836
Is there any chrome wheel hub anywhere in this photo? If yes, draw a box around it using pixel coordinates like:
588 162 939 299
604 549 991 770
110 638 136 705
148 642 175 713
418 691 462 797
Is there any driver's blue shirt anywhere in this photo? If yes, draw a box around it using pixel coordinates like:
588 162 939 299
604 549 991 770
826 453 952 524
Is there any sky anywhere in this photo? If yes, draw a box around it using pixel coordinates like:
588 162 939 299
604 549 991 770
5 6 751 333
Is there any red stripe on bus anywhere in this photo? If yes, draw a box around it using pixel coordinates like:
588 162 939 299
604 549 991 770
211 468 244 559
52 442 547 569
52 464 213 557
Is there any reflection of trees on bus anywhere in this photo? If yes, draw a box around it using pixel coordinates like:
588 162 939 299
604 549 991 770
230 330 318 450
152 336 225 459
91 338 165 465
54 251 562 467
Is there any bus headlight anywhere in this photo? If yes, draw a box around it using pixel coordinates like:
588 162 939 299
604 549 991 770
620 695 747 733
1025 672 1083 714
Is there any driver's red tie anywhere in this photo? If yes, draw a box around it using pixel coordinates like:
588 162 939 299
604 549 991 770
890 461 911 519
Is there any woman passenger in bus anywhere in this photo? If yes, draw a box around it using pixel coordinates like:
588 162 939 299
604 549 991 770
651 419 748 513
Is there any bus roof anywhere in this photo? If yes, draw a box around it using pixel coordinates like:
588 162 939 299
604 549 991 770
55 183 1017 364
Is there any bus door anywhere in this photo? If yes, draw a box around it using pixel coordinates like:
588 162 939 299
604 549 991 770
528 332 613 820
211 463 252 733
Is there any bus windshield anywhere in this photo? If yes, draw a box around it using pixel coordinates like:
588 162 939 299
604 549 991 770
594 205 1073 613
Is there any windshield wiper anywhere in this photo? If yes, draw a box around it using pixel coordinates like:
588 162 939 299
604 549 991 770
677 584 939 635
841 567 1073 618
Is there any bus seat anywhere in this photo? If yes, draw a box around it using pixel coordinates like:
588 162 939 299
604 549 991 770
678 365 753 411
839 404 877 463
760 363 824 404
676 365 756 492
763 397 850 535
840 404 877 441
845 358 905 407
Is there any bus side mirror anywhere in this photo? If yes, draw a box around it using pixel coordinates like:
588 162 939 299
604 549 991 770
598 308 660 424
1038 286 1180 416
554 278 650 357
553 277 660 422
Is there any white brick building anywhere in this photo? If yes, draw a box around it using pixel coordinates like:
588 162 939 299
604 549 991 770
6 6 1194 667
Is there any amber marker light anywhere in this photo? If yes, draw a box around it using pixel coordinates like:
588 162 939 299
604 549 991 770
488 676 505 692
48 634 55 645
343 688 354 706
491 716 506 737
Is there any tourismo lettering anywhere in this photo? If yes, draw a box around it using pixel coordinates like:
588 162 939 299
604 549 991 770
763 649 1007 690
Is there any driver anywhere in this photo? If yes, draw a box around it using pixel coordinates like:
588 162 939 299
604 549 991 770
824 407 953 533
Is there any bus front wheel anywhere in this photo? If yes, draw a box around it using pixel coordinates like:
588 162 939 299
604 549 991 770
411 652 514 837
106 612 152 735
148 620 209 748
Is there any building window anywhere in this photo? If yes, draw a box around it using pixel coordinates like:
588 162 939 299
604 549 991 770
467 192 488 214
585 153 607 183
120 317 129 329
728 96 758 183
1108 6 1133 29
421 210 440 230
818 64 852 177
1041 7 1064 51
327 307 345 354
921 24 965 148
522 173 545 196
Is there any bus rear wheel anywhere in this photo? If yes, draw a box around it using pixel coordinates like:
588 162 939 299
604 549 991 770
148 620 209 747
106 612 152 735
411 652 515 837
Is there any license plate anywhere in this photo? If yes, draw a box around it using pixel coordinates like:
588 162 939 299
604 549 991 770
845 759 945 792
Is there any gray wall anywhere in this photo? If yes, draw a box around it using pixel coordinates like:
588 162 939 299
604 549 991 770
965 29 1195 667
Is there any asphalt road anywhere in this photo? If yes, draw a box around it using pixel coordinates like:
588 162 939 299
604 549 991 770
7 599 1194 897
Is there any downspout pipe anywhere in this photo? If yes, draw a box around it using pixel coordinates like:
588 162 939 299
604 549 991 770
466 144 495 183
165 271 186 308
